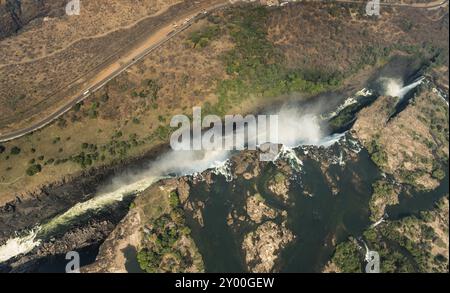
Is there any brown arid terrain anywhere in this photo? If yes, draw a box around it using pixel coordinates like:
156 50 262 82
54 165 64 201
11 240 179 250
353 83 449 219
354 91 449 189
84 178 204 273
0 0 179 61
0 0 448 137
0 1 448 273
0 1 447 207
0 0 225 134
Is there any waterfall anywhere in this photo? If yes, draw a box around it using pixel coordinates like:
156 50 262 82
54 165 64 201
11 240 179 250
0 87 360 264
397 77 424 101
381 77 424 101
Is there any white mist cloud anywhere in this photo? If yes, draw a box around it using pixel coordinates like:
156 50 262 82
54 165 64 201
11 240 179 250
380 77 404 97
275 106 324 146
379 77 424 100
0 100 340 263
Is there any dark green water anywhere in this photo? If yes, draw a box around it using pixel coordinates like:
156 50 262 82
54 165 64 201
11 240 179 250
184 177 248 272
386 168 449 220
280 148 379 272
184 140 448 272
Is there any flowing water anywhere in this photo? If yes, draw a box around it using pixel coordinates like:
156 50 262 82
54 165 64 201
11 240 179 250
0 60 444 271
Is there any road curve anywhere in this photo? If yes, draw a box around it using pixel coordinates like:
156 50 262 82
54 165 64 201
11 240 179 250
0 0 229 143
0 0 447 143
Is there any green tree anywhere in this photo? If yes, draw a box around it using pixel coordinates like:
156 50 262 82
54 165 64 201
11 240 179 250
169 192 181 208
431 168 445 181
10 146 21 155
26 164 42 176
332 241 362 273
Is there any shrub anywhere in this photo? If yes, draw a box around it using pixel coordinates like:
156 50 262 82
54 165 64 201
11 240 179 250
57 118 67 128
368 140 388 167
26 164 42 176
169 192 180 208
74 103 82 112
274 172 286 184
156 126 170 140
189 25 220 48
180 226 191 236
45 158 55 165
431 168 445 181
10 146 21 155
137 249 160 273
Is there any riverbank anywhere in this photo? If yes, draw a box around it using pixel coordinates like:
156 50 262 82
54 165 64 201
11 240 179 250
0 1 447 272
1 0 447 205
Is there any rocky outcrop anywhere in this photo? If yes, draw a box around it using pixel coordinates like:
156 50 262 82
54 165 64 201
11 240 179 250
2 219 115 273
352 85 449 190
184 200 205 227
177 178 191 204
242 221 294 273
85 177 204 273
0 0 66 39
267 172 290 202
246 194 278 224
82 209 142 273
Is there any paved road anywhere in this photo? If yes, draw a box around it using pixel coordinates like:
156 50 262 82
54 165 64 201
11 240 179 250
0 0 447 143
0 0 229 143
336 0 448 8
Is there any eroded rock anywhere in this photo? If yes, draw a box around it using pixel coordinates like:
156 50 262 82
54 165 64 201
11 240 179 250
242 221 294 273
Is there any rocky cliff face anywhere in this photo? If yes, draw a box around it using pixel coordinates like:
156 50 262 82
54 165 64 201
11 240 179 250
0 0 66 39
85 134 369 273
85 77 448 273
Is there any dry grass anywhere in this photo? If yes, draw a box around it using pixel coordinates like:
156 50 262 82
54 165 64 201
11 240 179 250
0 0 208 131
353 87 449 189
0 2 448 205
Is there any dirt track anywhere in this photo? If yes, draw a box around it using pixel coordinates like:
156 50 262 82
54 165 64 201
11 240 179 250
0 0 229 142
0 0 447 142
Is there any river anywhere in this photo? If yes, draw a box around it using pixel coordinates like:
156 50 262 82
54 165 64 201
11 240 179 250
0 55 446 272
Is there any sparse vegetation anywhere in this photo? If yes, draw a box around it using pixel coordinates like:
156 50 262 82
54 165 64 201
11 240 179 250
432 168 446 181
369 180 398 221
188 25 221 48
367 139 388 167
169 191 181 208
210 6 342 116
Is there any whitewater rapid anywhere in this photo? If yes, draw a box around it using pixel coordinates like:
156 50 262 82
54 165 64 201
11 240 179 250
1 79 423 264
0 176 163 263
